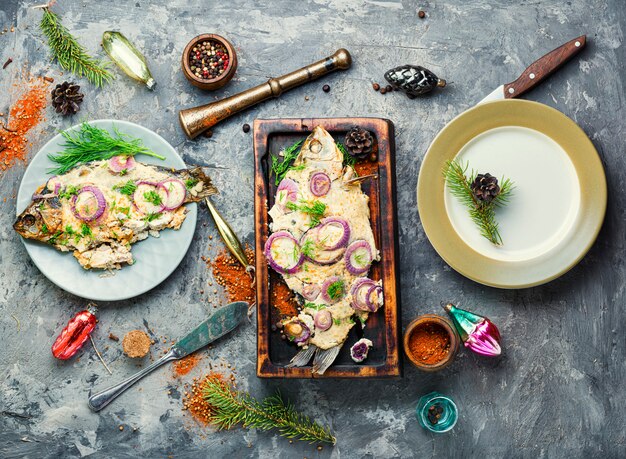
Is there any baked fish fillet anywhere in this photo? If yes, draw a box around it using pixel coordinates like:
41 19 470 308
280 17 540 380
14 159 216 270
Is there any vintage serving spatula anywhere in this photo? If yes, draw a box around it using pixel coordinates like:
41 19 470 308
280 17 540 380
479 35 586 104
88 301 248 412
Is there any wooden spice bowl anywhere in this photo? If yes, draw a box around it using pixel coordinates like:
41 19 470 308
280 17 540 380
182 34 237 90
403 314 459 372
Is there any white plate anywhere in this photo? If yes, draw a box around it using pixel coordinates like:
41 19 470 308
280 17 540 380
444 126 581 262
417 100 607 288
16 120 196 301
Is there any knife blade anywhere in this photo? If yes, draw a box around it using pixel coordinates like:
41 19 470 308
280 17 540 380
479 35 586 104
88 301 248 412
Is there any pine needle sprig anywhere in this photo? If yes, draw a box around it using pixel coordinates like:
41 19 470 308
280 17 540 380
39 7 113 87
443 160 513 245
202 376 336 445
48 122 166 174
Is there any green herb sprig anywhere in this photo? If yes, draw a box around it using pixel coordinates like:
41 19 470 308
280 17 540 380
201 376 336 445
286 200 326 227
113 180 137 196
443 160 513 245
48 123 165 174
271 140 304 186
336 142 356 168
39 7 113 87
143 190 162 206
326 279 345 300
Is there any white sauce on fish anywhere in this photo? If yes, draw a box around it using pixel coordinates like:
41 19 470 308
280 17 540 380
267 127 382 351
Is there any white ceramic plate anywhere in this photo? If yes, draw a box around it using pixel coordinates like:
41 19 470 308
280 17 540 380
417 100 607 288
16 120 196 301
444 126 581 262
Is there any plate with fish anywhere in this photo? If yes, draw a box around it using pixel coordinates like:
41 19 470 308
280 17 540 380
15 120 216 301
254 118 401 378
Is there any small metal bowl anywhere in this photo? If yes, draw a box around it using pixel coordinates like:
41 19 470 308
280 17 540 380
403 314 459 372
182 34 237 90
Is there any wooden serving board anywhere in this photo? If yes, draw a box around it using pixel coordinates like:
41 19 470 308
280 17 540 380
253 118 401 378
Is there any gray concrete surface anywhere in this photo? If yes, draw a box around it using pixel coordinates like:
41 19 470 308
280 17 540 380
0 0 624 458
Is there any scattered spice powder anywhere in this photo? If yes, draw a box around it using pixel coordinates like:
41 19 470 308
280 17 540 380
208 248 255 304
174 353 201 376
0 79 48 171
408 323 451 365
183 372 225 425
355 157 379 176
271 278 298 317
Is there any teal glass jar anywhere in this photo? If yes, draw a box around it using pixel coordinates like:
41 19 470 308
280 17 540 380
416 392 458 433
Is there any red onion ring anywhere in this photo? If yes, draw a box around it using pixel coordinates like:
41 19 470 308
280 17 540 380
264 231 304 274
133 181 166 215
315 217 350 250
309 171 331 196
159 178 187 210
365 284 383 312
108 155 136 173
350 278 376 311
321 276 345 303
301 283 321 301
314 310 333 331
71 186 106 221
345 240 373 275
276 178 299 211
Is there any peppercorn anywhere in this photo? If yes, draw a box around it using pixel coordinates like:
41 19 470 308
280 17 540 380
380 88 387 94
242 123 250 133
372 83 380 91
189 40 230 80
418 10 426 18
386 85 393 92
322 84 330 93
204 130 213 138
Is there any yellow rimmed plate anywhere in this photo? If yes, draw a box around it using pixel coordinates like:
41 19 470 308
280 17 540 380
417 99 606 288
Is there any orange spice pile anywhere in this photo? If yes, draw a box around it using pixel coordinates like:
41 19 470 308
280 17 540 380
207 248 255 304
355 156 379 177
182 372 239 425
408 323 451 365
271 279 299 317
174 353 201 376
0 80 49 171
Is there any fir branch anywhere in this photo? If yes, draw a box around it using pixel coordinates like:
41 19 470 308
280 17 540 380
202 376 336 445
48 122 166 174
39 7 113 87
443 160 513 245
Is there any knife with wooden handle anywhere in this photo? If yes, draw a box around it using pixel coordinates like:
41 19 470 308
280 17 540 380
479 35 586 104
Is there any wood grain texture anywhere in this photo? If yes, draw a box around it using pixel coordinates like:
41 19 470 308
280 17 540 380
254 118 401 378
505 35 587 98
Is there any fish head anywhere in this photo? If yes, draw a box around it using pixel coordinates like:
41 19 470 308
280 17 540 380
14 199 63 243
294 126 344 179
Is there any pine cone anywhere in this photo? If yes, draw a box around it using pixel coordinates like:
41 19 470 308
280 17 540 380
471 173 500 203
51 82 84 116
344 126 374 159
384 65 446 99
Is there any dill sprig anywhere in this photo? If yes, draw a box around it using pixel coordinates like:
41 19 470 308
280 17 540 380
48 123 166 174
113 180 137 196
336 142 356 168
201 376 336 445
443 160 513 245
271 140 304 186
39 7 113 87
271 139 358 186
286 199 326 227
